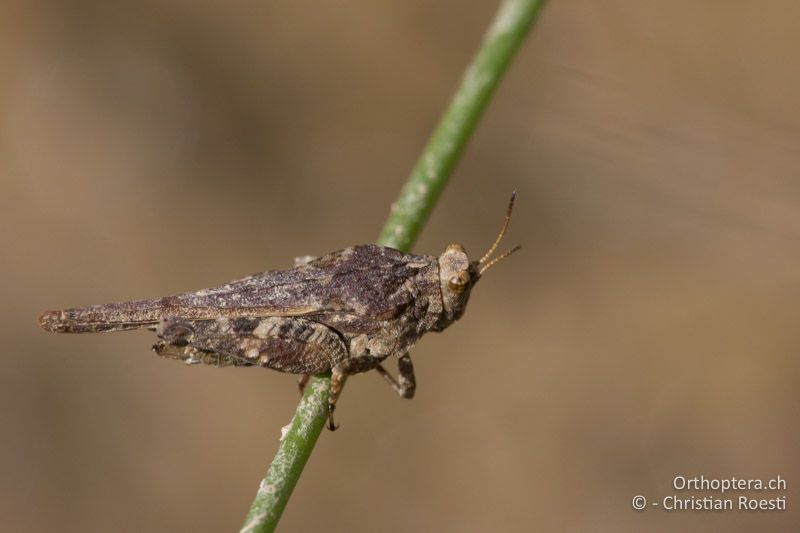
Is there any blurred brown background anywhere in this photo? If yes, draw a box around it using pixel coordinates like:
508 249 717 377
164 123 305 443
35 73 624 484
2 1 798 531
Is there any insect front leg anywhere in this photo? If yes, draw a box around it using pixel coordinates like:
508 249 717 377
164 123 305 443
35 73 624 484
374 353 415 399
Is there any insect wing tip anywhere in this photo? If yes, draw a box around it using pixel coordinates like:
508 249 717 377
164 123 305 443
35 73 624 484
38 310 64 333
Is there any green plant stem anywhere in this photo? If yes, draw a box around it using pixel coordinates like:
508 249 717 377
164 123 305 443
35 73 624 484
240 1 546 531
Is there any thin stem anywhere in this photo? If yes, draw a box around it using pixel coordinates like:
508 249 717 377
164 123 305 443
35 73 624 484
241 2 547 531
378 0 546 251
240 376 330 533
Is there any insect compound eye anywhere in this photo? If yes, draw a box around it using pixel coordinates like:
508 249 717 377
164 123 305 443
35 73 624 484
447 272 470 293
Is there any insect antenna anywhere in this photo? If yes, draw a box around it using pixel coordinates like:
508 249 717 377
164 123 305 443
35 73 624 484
479 191 517 265
479 245 521 275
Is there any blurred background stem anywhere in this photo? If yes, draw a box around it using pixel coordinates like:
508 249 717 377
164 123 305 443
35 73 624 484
240 1 547 531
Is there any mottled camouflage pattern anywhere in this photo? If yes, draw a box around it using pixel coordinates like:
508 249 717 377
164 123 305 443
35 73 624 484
40 193 518 429
39 245 478 375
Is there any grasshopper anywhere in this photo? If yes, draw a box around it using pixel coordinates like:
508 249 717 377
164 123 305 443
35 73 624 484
40 194 519 429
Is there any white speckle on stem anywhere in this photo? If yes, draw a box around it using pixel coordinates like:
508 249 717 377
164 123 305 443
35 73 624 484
258 478 277 496
454 67 492 110
487 0 525 40
424 152 438 180
240 510 268 533
280 423 292 441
